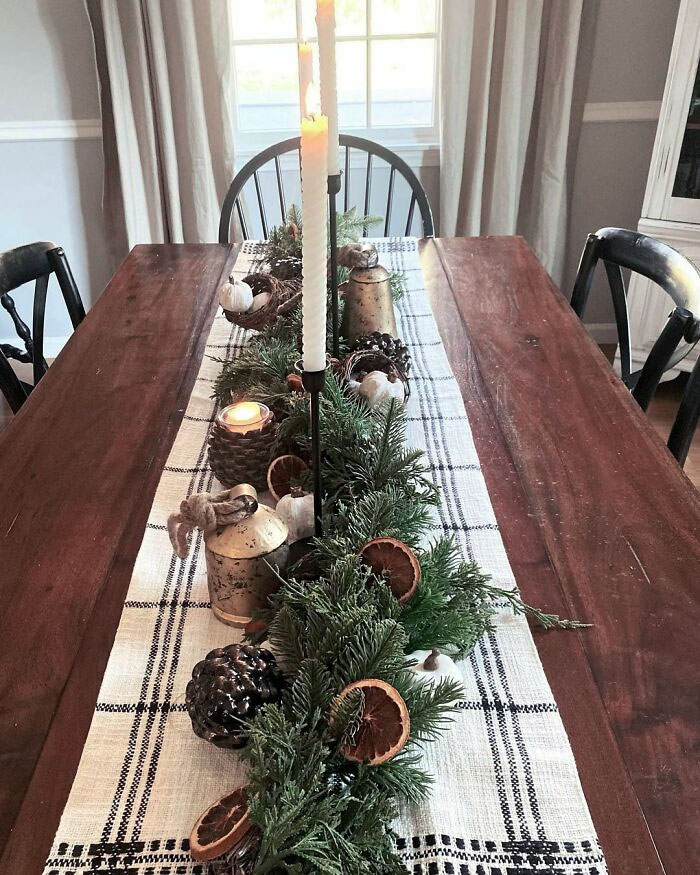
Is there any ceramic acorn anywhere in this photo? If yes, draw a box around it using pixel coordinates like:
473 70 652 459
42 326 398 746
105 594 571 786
275 486 315 543
219 277 253 313
406 649 464 690
358 370 405 407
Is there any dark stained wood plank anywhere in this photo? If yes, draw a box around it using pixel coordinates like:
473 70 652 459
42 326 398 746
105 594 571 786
0 244 237 875
421 236 700 875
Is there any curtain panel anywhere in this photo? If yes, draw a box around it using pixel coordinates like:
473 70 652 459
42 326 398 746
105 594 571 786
440 0 597 282
86 0 235 260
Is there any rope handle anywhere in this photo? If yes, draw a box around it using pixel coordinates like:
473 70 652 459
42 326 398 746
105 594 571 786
167 489 258 559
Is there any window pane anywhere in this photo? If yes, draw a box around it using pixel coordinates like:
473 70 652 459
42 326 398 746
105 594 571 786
235 44 300 131
338 41 366 128
371 0 436 35
371 38 434 127
232 0 296 40
301 0 366 37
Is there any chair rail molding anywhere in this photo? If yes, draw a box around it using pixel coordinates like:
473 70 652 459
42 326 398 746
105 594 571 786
0 120 102 142
581 101 661 124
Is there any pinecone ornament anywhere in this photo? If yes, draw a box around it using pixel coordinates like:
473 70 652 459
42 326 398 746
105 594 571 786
350 332 411 376
186 644 285 749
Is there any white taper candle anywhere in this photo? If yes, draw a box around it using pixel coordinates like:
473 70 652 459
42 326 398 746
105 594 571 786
316 0 339 175
301 95 329 372
298 41 313 119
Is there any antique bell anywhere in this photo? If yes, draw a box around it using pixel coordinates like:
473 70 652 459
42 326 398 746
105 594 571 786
340 244 397 342
204 484 289 628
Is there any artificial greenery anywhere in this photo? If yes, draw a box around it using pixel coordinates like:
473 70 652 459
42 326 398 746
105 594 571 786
254 205 381 277
210 212 585 874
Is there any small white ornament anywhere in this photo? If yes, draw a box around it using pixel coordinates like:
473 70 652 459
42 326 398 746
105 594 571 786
347 378 362 394
275 487 315 543
248 292 271 313
219 279 253 313
406 649 463 691
357 370 404 407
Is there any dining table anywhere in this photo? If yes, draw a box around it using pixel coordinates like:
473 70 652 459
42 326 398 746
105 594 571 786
0 235 698 875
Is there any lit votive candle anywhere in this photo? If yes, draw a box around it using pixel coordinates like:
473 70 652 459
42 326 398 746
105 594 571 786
217 402 272 435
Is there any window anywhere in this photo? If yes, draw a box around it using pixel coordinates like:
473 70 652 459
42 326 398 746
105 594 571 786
230 0 439 156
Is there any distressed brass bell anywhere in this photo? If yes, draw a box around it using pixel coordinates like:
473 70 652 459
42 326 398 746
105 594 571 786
204 484 288 628
340 246 397 342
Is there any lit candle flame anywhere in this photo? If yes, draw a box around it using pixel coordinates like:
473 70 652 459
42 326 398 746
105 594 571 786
224 402 262 426
305 82 322 120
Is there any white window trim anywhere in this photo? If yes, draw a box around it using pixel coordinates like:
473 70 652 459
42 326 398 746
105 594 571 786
230 0 441 166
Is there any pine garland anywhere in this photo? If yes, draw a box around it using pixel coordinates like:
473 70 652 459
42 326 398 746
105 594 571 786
210 213 586 874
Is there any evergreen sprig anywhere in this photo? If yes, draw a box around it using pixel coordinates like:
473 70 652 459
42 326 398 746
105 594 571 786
209 212 585 873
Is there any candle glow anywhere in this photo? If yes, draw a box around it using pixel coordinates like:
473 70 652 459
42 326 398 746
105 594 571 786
300 91 329 372
316 0 339 175
218 401 271 434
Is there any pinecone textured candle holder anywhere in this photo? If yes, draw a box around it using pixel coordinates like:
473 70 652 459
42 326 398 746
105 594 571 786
208 416 277 491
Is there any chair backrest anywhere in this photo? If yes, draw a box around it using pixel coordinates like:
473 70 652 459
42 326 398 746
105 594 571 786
0 241 85 407
571 227 700 464
219 134 435 244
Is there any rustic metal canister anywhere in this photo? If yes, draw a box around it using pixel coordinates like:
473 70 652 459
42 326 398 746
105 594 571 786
340 260 397 342
204 484 289 628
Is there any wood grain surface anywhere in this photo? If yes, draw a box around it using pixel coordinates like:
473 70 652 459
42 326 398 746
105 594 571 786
1 237 697 874
0 244 237 875
420 236 700 875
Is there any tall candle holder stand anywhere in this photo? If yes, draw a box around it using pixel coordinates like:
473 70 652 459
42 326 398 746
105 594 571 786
300 365 327 537
328 172 342 358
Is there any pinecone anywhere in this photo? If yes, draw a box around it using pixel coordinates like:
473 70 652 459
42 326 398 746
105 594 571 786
350 332 411 375
186 644 285 749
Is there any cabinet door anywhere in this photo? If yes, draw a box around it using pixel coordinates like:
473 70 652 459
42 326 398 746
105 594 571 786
643 0 700 223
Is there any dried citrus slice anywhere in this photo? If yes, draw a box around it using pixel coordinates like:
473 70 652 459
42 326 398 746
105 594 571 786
266 454 308 503
189 786 252 862
335 678 410 765
358 537 421 604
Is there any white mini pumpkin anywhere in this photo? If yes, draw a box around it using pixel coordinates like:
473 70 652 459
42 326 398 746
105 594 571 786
248 291 272 313
275 487 315 543
219 278 253 313
406 649 463 691
357 370 405 407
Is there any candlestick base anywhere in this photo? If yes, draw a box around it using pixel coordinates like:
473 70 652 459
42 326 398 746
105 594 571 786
328 172 342 359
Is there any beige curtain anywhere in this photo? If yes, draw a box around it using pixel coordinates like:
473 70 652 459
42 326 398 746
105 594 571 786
440 0 596 282
86 0 235 260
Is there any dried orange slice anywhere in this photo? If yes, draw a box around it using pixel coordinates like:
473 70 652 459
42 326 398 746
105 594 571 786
266 454 308 503
189 786 252 862
335 678 410 765
358 537 421 604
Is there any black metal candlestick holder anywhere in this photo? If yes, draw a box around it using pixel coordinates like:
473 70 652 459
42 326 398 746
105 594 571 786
328 173 342 359
301 366 327 537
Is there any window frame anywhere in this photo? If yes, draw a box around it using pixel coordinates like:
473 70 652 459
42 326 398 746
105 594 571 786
229 0 441 163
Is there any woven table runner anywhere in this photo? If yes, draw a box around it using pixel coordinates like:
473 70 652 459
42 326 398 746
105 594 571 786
43 238 607 875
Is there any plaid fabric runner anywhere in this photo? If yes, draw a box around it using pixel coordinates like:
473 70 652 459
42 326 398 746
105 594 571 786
43 238 607 875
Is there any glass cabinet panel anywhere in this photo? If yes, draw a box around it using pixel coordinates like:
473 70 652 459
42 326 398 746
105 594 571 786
672 58 700 199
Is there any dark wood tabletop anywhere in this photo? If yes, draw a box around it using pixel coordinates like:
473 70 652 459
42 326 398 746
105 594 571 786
0 237 698 874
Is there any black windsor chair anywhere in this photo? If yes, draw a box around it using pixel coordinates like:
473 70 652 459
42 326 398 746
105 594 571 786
571 227 700 465
219 134 435 243
0 241 85 413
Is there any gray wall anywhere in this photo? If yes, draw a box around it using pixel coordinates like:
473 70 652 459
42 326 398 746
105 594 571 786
563 0 680 333
0 0 111 351
0 0 681 345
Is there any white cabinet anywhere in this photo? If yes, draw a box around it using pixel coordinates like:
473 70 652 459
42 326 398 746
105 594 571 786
629 0 700 373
